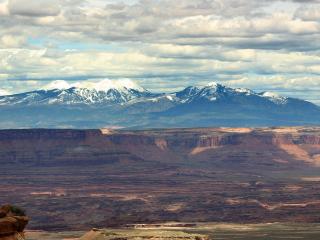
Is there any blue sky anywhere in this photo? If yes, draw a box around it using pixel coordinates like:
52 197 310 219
0 0 319 104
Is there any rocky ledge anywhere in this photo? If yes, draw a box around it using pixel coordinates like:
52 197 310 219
80 228 209 240
0 205 29 240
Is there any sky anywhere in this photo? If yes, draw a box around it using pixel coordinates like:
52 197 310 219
0 0 319 104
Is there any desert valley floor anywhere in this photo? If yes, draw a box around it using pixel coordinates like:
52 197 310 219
1 127 320 231
25 223 320 240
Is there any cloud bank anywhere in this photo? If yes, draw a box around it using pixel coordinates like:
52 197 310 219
0 0 319 103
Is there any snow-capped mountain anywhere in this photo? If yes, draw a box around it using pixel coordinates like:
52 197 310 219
0 80 294 107
0 79 154 106
0 80 293 107
168 82 291 108
0 80 319 129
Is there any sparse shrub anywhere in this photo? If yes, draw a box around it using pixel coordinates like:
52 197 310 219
10 205 26 216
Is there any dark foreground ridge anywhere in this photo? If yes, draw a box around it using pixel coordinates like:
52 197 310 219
1 127 320 230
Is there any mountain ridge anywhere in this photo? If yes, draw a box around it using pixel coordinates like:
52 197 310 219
0 80 319 129
0 81 304 106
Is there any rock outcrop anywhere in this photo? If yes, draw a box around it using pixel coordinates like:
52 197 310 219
0 205 29 240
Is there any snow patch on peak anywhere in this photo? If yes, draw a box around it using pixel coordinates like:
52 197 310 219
76 79 145 92
44 80 71 90
261 91 288 104
166 95 174 101
262 91 282 98
206 82 220 88
235 88 254 95
43 79 146 92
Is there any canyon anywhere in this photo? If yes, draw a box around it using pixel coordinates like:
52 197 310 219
1 127 320 230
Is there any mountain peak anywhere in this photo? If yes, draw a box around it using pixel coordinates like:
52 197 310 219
44 80 71 91
79 79 146 92
43 79 146 93
205 82 222 89
234 88 254 95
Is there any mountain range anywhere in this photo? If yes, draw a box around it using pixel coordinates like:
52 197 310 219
0 80 319 129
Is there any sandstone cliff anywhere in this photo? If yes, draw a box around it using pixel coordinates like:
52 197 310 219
1 127 320 230
0 205 29 240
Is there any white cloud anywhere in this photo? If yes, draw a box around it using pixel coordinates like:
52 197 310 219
0 34 26 48
295 5 320 21
1 44 320 83
0 1 8 16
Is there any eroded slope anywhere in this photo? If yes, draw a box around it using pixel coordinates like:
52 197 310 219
1 127 320 230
